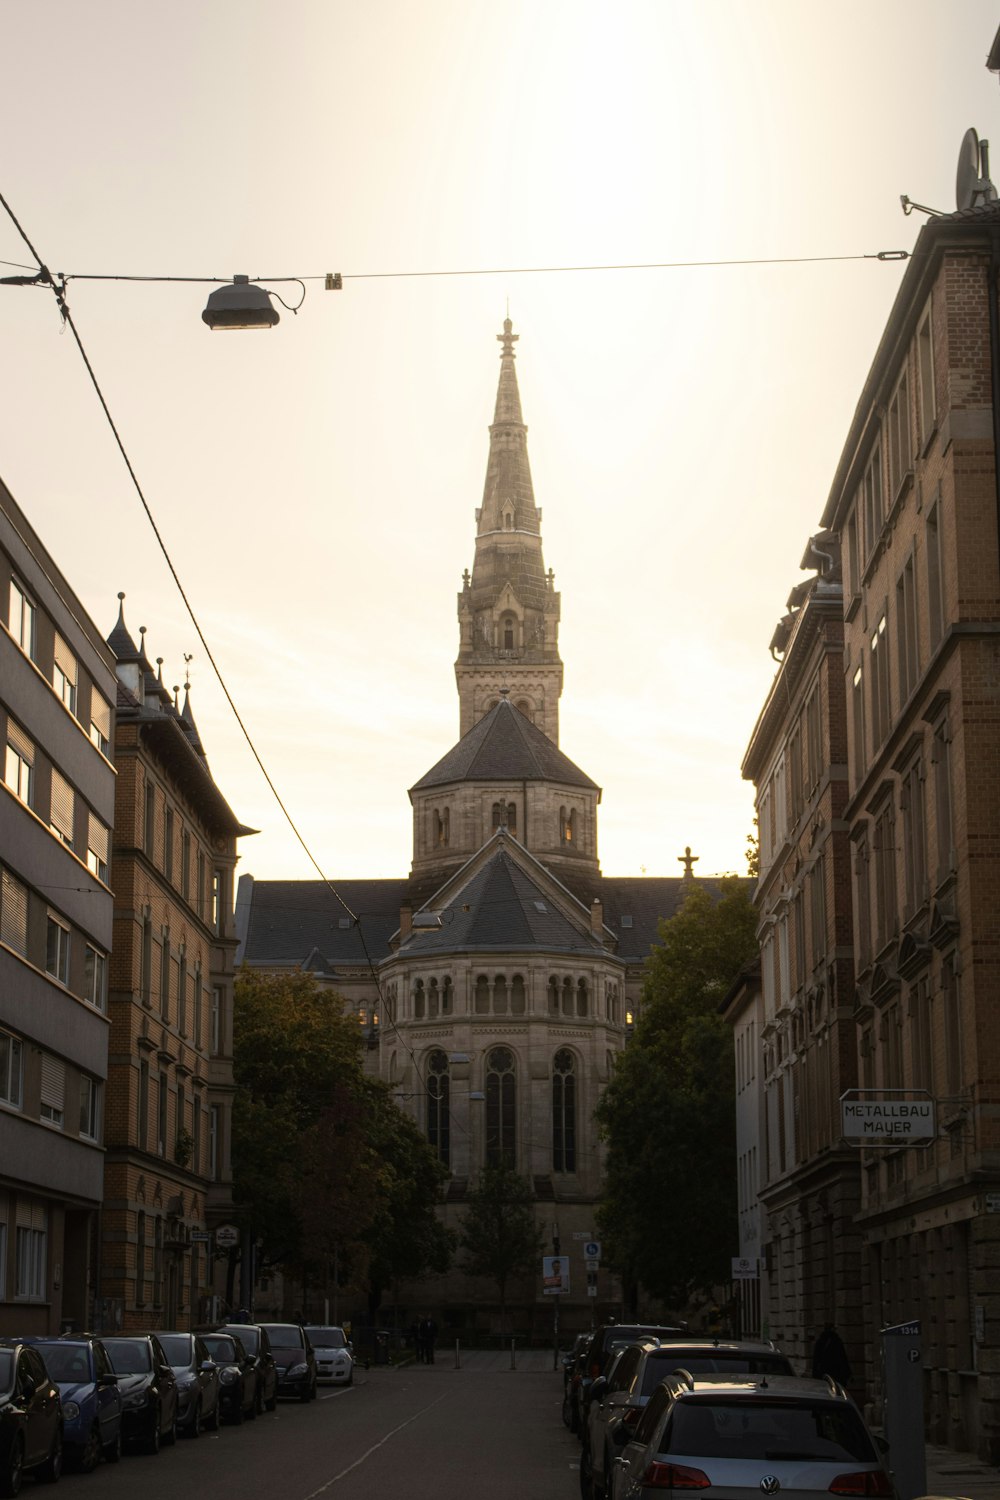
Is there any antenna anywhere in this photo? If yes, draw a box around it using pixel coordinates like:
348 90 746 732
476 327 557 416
956 127 997 211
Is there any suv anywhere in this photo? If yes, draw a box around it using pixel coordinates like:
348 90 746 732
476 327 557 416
583 1338 794 1500
573 1323 687 1436
609 1373 892 1500
0 1339 63 1494
26 1336 122 1471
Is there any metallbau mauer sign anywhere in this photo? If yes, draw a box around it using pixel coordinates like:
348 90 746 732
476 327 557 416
841 1096 936 1140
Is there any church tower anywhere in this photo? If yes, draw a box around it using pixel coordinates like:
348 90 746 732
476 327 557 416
455 319 563 743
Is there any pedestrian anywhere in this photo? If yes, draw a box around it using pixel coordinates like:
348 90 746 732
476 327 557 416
419 1314 437 1365
811 1323 852 1384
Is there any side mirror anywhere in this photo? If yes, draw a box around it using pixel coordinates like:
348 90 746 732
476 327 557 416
590 1376 609 1403
610 1420 632 1447
98 1373 118 1387
201 1360 216 1372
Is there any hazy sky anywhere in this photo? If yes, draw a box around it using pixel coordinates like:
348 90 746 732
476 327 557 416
2 1 997 884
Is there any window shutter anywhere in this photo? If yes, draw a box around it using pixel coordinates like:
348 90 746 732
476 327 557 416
88 812 109 864
54 633 77 683
90 693 111 751
0 870 28 956
50 769 75 844
40 1055 64 1112
6 720 33 764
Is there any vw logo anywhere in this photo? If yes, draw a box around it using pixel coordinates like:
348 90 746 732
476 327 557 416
760 1478 781 1494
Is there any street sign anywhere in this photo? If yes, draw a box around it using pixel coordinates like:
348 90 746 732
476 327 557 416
190 1231 210 1243
585 1258 599 1271
840 1096 935 1141
215 1224 240 1250
587 1286 598 1296
732 1256 758 1280
542 1255 570 1294
583 1241 601 1260
572 1231 593 1240
986 1192 1000 1214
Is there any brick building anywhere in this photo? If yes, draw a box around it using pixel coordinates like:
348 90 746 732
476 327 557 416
0 475 117 1334
100 597 251 1329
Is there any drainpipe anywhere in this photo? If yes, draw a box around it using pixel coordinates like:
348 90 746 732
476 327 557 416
988 227 1000 577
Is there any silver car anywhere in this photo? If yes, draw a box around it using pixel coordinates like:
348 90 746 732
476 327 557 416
610 1374 893 1500
304 1326 353 1386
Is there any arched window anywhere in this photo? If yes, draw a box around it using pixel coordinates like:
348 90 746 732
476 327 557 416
552 1049 577 1173
493 973 508 1014
511 974 526 1015
475 974 490 1014
413 979 425 1020
515 698 533 722
427 1049 450 1168
442 976 453 1015
560 806 576 844
428 978 439 1019
492 801 503 831
506 802 517 835
486 1046 516 1167
561 976 573 1017
576 978 588 1017
548 976 559 1015
503 617 515 648
434 808 449 847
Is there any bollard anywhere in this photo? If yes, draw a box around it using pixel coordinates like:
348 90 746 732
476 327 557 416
510 1337 516 1370
454 1338 461 1369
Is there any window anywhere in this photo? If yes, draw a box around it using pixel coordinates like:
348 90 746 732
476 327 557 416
211 985 222 1055
809 853 826 967
193 962 202 1045
886 369 913 498
14 1205 46 1300
212 870 224 933
0 1027 23 1107
426 1049 450 1167
873 801 898 950
8 577 36 658
53 634 78 716
846 509 860 599
896 555 919 703
141 914 152 1004
160 933 171 1020
854 833 871 969
788 724 803 823
552 1049 577 1173
191 1097 201 1175
49 768 75 846
209 1104 220 1180
136 1211 147 1304
804 690 822 794
84 944 107 1010
869 613 890 749
5 721 33 807
40 1053 65 1127
560 806 577 844
433 807 449 846
157 1071 168 1156
79 1075 99 1140
932 720 954 882
144 781 155 856
87 812 109 883
880 1003 903 1090
942 954 963 1096
45 914 70 985
852 666 866 784
164 808 174 882
485 1046 516 1167
197 852 206 918
178 948 188 1035
926 501 945 651
181 829 191 899
862 442 884 559
917 305 936 444
900 757 927 917
909 978 933 1092
138 1061 149 1151
1 868 28 956
89 693 111 756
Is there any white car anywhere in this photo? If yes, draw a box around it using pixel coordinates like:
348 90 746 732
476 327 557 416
304 1327 353 1386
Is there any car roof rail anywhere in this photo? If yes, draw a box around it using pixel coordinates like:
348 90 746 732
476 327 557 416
672 1367 696 1391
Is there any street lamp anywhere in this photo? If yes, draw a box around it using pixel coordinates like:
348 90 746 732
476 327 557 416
201 275 280 330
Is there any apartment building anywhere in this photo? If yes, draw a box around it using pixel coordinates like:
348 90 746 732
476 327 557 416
100 598 251 1330
0 476 117 1334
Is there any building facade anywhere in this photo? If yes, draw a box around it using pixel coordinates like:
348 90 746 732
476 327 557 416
100 598 250 1330
0 476 117 1334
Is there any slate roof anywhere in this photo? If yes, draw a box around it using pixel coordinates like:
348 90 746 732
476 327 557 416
238 878 409 968
399 844 607 957
597 876 740 965
411 697 598 793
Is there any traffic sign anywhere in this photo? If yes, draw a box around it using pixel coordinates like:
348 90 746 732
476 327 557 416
731 1256 758 1280
583 1241 601 1260
189 1231 210 1243
215 1224 240 1249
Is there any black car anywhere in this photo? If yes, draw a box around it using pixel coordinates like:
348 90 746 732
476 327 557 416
0 1339 63 1496
156 1333 221 1437
216 1325 277 1413
200 1334 257 1425
574 1322 688 1435
102 1334 178 1454
257 1324 317 1402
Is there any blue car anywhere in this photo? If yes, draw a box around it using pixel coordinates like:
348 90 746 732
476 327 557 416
27 1338 123 1472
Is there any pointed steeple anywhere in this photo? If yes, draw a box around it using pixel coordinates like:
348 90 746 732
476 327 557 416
456 319 563 743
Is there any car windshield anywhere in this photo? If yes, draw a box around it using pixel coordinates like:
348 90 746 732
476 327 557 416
157 1334 194 1366
0 1352 12 1394
264 1325 303 1347
641 1353 792 1393
105 1340 152 1374
226 1327 259 1353
202 1337 237 1362
668 1399 878 1464
307 1328 346 1347
33 1344 91 1382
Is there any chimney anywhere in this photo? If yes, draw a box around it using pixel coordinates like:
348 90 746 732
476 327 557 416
591 897 603 937
399 905 412 941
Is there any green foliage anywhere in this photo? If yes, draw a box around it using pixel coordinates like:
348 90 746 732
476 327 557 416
458 1164 544 1324
596 877 757 1308
232 968 450 1303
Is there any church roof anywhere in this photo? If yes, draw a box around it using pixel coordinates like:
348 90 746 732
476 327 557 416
237 878 409 968
411 697 598 793
401 841 607 957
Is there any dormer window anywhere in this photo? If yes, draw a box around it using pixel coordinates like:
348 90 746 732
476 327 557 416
560 806 577 844
498 611 517 651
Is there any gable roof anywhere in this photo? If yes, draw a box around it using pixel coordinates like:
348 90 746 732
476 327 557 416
411 697 598 794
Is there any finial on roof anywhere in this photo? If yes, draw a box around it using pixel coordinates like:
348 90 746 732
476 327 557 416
183 651 193 688
497 316 518 359
173 685 180 711
156 657 164 685
678 845 700 879
499 686 510 699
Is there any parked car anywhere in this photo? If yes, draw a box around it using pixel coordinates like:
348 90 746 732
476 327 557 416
26 1338 122 1471
561 1333 592 1432
257 1324 317 1402
102 1335 178 1455
304 1327 353 1386
156 1333 221 1437
608 1373 893 1500
200 1334 257 1424
0 1339 63 1496
583 1339 795 1500
215 1324 277 1413
573 1323 687 1436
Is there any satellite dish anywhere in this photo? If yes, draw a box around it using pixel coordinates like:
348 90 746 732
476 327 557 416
956 127 997 211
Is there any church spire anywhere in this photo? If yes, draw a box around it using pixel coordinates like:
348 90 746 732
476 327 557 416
456 319 563 743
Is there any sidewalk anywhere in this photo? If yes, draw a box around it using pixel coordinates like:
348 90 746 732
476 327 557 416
921 1441 1000 1498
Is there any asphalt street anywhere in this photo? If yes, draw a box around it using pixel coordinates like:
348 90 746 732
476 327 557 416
51 1354 580 1500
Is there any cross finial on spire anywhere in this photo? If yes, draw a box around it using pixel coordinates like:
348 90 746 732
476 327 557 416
678 845 700 879
497 316 518 358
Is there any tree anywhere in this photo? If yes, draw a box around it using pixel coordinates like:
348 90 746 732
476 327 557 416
458 1164 544 1331
596 877 758 1309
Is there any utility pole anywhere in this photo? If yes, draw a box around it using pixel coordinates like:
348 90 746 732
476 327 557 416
552 1222 561 1371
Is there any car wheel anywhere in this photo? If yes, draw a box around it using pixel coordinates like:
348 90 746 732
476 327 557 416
265 1385 277 1413
207 1398 221 1433
186 1402 201 1438
244 1390 256 1421
102 1428 122 1464
299 1380 311 1403
254 1383 264 1416
0 1435 24 1498
346 1372 353 1387
78 1423 102 1474
144 1409 161 1456
38 1428 63 1484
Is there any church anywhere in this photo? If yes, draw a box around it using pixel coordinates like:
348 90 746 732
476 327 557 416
235 319 726 1330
